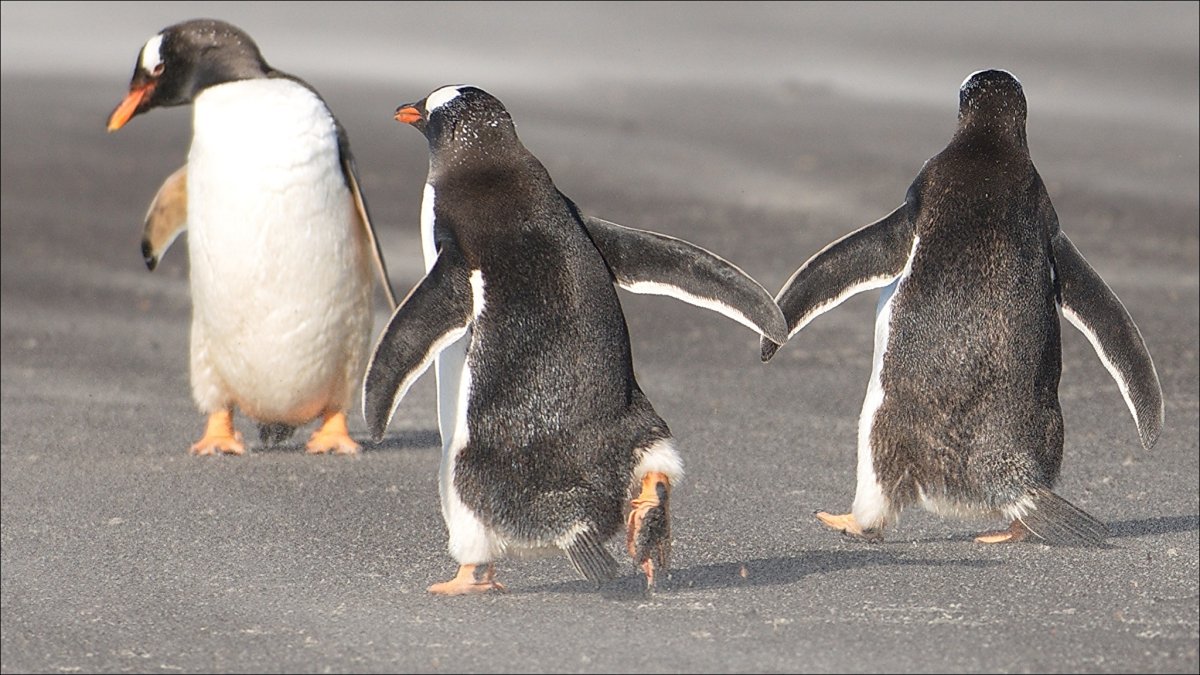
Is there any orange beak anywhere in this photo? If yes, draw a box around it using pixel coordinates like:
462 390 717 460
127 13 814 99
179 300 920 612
394 105 422 125
107 82 155 132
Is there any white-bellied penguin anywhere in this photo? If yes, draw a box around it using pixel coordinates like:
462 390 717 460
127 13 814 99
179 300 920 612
762 69 1163 546
108 19 397 455
365 85 787 594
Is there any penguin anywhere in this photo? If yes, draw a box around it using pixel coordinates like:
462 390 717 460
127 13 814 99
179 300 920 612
762 69 1163 546
108 19 397 455
364 85 787 594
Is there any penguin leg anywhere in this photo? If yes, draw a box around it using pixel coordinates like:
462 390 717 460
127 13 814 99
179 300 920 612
190 409 245 456
428 563 506 596
305 410 360 455
974 520 1028 544
626 471 672 588
816 426 889 540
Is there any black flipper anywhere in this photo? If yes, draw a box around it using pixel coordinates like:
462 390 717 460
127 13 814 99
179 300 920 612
763 203 915 361
1053 231 1163 450
361 243 474 441
564 529 621 584
582 215 787 344
1018 488 1109 547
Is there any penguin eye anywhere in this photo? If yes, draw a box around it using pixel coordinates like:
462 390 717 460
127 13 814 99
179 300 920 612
152 63 165 76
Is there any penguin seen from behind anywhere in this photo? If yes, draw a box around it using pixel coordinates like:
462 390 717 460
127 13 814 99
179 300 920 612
365 85 788 593
762 69 1162 546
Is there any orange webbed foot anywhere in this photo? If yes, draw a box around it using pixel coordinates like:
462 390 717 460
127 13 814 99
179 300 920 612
975 520 1028 544
190 410 245 456
306 411 360 455
816 511 882 541
428 564 506 596
626 472 672 588
816 511 862 534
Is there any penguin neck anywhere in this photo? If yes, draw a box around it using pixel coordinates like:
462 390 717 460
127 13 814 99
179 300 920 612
195 58 272 91
428 135 546 183
951 116 1029 156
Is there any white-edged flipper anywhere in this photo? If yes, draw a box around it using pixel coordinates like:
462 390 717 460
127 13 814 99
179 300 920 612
141 164 188 271
582 215 787 344
1052 231 1163 449
363 243 474 440
763 203 915 361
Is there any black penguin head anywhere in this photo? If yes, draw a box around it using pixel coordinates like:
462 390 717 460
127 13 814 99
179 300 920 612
107 18 271 131
956 69 1029 143
394 85 522 162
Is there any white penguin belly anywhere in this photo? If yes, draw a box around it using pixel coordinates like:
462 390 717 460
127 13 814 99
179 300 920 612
853 236 921 527
187 79 371 423
421 183 471 446
437 269 510 563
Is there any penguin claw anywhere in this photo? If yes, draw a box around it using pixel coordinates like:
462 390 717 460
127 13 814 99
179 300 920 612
627 472 672 588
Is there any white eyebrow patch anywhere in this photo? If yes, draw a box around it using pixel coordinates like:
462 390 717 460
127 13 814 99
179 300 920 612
425 86 463 113
140 33 164 72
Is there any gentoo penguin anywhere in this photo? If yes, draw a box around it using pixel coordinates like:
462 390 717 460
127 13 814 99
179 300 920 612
364 85 787 593
762 69 1163 545
108 19 396 455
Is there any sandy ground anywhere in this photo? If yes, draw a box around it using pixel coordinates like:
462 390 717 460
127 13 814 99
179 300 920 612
2 2 1197 673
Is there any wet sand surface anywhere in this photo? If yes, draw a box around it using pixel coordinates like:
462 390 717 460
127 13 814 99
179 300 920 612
2 2 1197 672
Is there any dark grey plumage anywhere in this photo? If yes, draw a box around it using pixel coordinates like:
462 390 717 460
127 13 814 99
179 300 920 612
365 85 783 591
765 70 1162 545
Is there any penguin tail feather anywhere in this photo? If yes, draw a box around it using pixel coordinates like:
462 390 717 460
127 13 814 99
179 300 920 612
565 529 620 584
1018 488 1109 547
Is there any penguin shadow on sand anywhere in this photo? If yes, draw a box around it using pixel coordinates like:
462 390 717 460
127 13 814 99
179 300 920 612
527 550 1001 599
890 514 1198 546
365 428 442 454
200 426 438 456
1105 514 1199 540
184 419 439 455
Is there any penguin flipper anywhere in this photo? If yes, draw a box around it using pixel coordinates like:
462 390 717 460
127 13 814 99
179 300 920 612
141 164 188 271
1052 231 1163 450
1017 488 1109 546
763 203 915 361
362 244 473 441
581 215 787 344
341 151 399 311
564 529 621 584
